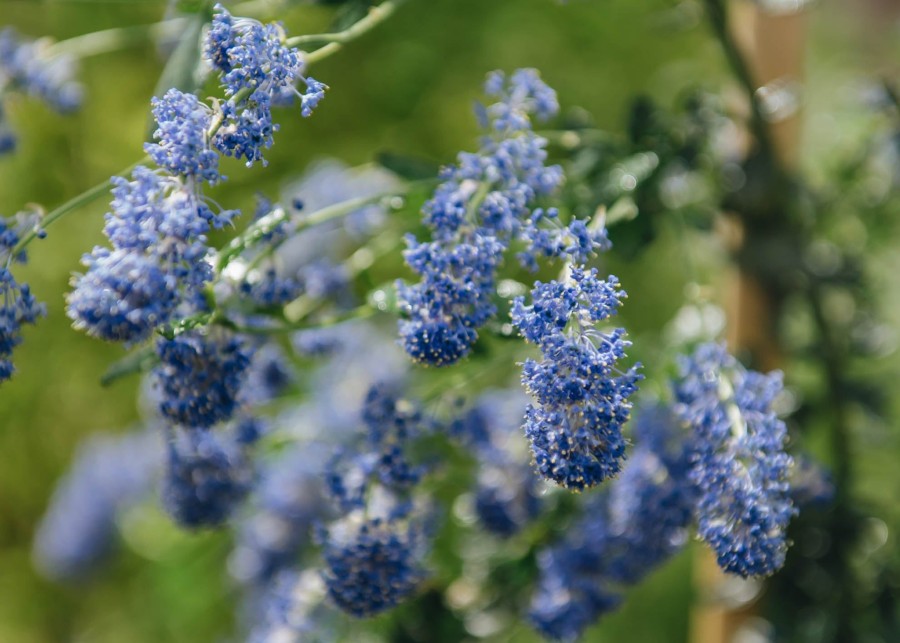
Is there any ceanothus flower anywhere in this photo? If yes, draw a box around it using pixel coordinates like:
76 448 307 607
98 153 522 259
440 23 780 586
451 390 544 537
145 88 220 183
512 267 641 490
673 342 795 577
398 69 607 366
0 29 81 153
66 248 179 343
33 430 160 581
318 511 427 618
205 5 327 167
1 211 46 381
162 426 252 528
154 331 254 428
528 404 696 641
67 167 232 343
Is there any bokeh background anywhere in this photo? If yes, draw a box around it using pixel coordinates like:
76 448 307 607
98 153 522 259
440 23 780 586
1 0 898 641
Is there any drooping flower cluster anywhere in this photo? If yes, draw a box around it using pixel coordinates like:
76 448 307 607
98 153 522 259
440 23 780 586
162 424 253 528
205 4 327 166
317 383 431 618
511 267 642 490
154 330 253 428
66 166 230 343
33 430 160 581
397 69 608 367
673 342 794 577
68 5 328 346
318 511 427 618
0 27 82 154
528 405 696 641
0 212 46 382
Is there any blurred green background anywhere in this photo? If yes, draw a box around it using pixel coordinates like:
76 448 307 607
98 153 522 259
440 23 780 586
1 0 898 641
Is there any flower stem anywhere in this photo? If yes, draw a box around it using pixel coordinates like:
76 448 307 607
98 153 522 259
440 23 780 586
289 0 409 65
46 19 189 59
9 158 147 259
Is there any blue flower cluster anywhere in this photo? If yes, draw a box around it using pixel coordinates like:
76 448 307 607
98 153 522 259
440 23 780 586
206 4 326 167
318 512 427 618
0 28 82 154
318 383 430 617
33 430 160 581
66 166 230 343
1 212 46 382
162 425 253 528
673 342 794 577
511 267 642 490
145 89 220 183
529 405 696 641
154 331 253 429
69 5 328 345
397 69 608 367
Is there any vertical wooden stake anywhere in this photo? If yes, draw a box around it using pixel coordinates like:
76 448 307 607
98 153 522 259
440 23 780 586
690 2 807 642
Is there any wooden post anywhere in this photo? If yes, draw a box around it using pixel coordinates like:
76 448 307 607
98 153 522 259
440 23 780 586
690 1 808 642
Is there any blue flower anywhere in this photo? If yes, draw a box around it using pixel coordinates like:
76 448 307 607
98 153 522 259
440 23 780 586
154 331 253 428
162 426 252 528
67 248 179 343
528 404 695 641
0 28 82 113
205 5 326 167
1 212 46 381
318 512 427 617
398 69 606 366
145 88 220 183
33 430 160 581
512 267 641 490
673 342 795 577
397 234 503 366
68 167 232 343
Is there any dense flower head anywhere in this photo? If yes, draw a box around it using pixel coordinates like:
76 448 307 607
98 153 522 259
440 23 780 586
512 267 641 490
206 7 302 97
318 511 427 618
145 89 220 183
67 248 179 342
397 233 502 366
398 69 609 366
68 167 233 343
154 331 254 428
673 342 794 577
528 515 622 642
162 426 252 528
0 27 82 113
483 68 560 131
1 212 46 381
33 430 160 581
230 445 328 585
